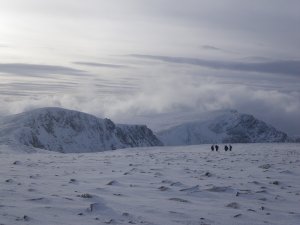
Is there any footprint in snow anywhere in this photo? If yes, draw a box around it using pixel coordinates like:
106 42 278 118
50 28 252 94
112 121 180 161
206 186 233 192
27 188 36 192
179 185 200 193
169 198 190 203
233 213 242 218
168 211 187 217
203 171 212 177
69 178 78 184
26 197 51 204
12 161 22 165
226 202 240 209
106 180 120 186
154 172 163 177
79 193 93 198
279 170 293 174
259 164 271 169
158 186 170 191
170 182 184 187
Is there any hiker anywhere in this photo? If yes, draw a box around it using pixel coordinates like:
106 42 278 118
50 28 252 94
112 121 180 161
211 145 214 151
229 145 232 151
224 145 228 151
215 145 219 151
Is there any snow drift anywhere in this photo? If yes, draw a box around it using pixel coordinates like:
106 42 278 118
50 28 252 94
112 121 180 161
0 107 163 153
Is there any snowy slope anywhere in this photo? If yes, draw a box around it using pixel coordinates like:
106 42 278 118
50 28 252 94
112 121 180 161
0 143 299 225
158 110 288 145
0 107 162 153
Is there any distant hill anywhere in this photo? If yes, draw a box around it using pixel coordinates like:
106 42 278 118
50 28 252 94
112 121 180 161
157 110 289 145
288 135 300 143
0 107 163 153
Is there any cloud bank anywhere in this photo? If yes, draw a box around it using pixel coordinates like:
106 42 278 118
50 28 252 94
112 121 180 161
0 73 299 135
73 62 128 69
130 54 300 77
0 63 86 77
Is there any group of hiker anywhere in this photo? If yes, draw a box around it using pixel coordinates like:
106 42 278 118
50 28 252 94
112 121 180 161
211 144 232 152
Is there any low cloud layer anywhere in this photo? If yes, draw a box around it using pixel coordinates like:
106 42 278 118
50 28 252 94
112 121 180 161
130 54 300 77
201 45 223 51
0 58 299 135
0 63 86 77
0 73 299 136
73 62 128 69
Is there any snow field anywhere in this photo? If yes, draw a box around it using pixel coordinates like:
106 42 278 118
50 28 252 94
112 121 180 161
0 143 299 225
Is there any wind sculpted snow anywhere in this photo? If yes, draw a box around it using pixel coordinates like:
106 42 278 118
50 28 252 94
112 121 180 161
0 143 299 225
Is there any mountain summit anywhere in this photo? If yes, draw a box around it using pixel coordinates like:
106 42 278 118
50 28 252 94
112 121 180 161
0 107 163 153
157 110 288 145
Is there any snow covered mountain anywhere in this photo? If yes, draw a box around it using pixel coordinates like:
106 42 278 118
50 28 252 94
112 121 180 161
288 135 300 143
0 107 163 153
157 110 289 145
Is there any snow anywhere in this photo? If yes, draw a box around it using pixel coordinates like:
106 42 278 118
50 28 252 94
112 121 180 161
0 143 299 225
158 110 288 145
0 107 162 153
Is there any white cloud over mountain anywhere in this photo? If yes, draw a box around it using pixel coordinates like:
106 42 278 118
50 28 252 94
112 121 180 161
0 0 299 135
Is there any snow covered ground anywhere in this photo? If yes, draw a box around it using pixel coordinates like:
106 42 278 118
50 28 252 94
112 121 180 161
0 143 299 225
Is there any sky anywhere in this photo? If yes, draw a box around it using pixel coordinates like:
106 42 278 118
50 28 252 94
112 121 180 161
0 0 299 135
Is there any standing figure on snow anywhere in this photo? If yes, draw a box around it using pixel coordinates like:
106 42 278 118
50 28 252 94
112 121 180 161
215 145 219 151
229 145 232 151
224 145 228 151
211 145 214 151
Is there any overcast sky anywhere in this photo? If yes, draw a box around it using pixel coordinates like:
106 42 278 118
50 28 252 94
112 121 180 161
0 0 299 135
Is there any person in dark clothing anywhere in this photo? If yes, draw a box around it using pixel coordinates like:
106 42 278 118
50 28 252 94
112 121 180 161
224 145 228 151
229 145 232 151
215 145 219 151
211 145 214 151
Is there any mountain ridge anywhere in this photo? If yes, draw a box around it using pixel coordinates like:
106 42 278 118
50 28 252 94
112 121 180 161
0 107 163 153
0 108 295 153
157 110 289 145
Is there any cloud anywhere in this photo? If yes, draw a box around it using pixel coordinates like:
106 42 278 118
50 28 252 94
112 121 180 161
80 75 299 135
0 63 87 77
201 45 222 51
73 61 128 68
0 0 299 136
130 54 300 77
0 73 299 135
0 82 76 97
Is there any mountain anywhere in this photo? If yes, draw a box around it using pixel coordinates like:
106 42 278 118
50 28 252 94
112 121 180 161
0 107 163 153
157 110 289 145
288 135 300 143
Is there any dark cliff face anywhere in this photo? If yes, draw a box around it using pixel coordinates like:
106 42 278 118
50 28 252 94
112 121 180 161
116 125 163 147
0 107 163 153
